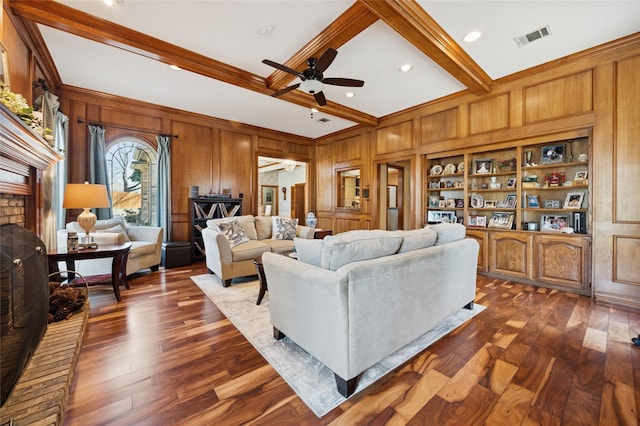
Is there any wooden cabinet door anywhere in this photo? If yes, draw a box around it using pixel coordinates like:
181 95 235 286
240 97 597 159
489 232 532 279
465 229 487 272
534 235 591 292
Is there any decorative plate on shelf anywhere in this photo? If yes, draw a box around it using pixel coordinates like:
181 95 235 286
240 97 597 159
430 164 443 176
458 162 465 173
443 163 457 175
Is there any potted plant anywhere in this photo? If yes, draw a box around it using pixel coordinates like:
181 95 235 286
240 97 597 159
497 158 516 172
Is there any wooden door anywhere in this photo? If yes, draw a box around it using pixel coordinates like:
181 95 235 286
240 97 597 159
291 183 305 223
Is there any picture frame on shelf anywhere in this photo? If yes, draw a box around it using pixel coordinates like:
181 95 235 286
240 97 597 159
544 199 561 209
455 198 464 208
506 177 517 189
544 171 566 187
475 159 492 174
574 170 588 186
467 215 486 228
484 200 498 208
527 195 540 208
540 144 566 164
564 192 585 209
488 212 515 229
428 210 456 224
439 200 446 208
440 211 457 223
428 195 440 208
504 194 517 208
541 214 568 231
470 194 484 208
446 198 456 208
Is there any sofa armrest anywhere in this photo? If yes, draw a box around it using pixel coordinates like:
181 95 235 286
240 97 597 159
296 225 315 239
201 227 233 273
127 226 163 244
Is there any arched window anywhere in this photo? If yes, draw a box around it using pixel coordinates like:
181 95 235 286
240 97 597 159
106 137 158 226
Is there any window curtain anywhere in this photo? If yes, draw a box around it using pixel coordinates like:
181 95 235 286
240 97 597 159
156 135 171 242
89 124 113 219
40 91 68 249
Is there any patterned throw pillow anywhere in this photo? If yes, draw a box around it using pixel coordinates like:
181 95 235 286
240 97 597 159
271 217 298 240
215 219 250 247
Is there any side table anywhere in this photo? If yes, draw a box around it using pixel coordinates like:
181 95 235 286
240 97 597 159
47 243 131 301
314 229 333 239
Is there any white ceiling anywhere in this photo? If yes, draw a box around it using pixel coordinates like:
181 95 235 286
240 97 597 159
30 1 640 139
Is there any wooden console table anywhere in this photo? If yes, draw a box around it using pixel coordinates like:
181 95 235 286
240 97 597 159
47 243 131 301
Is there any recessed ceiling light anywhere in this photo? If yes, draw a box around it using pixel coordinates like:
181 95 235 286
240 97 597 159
259 25 274 36
169 65 182 71
399 64 413 73
463 31 482 43
103 0 113 5
311 107 318 113
345 92 355 98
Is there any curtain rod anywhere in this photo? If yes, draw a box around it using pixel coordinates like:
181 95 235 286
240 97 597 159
76 118 178 139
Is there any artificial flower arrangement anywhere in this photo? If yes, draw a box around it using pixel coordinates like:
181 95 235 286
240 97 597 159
0 80 53 143
497 157 516 171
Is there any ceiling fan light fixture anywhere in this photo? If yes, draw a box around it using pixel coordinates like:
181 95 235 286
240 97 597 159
169 64 182 71
282 160 297 171
463 31 482 43
345 92 355 98
299 79 323 94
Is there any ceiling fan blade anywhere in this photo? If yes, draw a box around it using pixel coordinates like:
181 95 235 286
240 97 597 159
314 91 327 106
323 78 364 87
262 59 303 78
271 83 300 97
314 48 337 73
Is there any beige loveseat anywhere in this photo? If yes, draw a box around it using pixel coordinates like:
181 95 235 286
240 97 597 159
262 223 479 398
57 217 164 277
201 215 315 287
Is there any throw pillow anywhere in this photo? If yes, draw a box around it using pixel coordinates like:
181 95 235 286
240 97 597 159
207 215 258 240
215 219 250 247
271 217 298 240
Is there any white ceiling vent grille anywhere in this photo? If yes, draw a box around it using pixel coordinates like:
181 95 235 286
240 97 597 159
317 118 330 123
514 25 552 47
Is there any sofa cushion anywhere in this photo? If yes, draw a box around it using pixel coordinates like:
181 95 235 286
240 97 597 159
255 216 272 240
230 240 270 261
294 237 322 267
396 227 437 253
215 219 250 247
426 223 466 245
96 224 130 244
320 230 404 271
128 241 157 259
262 239 294 253
272 217 298 240
207 215 258 240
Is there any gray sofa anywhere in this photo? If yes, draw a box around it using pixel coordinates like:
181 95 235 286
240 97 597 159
262 223 479 397
202 215 315 286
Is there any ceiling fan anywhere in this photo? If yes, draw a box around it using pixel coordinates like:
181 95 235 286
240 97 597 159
262 48 364 106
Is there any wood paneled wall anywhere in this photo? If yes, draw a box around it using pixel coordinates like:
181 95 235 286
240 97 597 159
316 34 640 308
58 87 313 243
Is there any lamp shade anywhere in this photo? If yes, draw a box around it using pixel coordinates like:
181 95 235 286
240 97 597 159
63 182 110 209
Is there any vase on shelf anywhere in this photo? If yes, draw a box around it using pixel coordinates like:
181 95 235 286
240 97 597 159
306 211 317 228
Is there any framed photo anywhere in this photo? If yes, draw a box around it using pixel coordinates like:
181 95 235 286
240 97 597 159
475 159 492 174
484 199 497 208
470 194 484 208
544 199 561 209
564 192 585 209
455 198 464 208
506 177 517 189
446 198 456 208
439 200 446 208
540 144 566 164
544 171 566 187
505 194 517 208
467 215 486 228
527 195 540 208
575 171 588 180
541 214 568 231
488 212 515 229
428 195 440 208
440 211 457 223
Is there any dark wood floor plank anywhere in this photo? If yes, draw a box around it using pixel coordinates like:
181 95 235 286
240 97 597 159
62 264 640 425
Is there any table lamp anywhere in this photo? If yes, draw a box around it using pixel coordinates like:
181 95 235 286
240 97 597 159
63 182 110 248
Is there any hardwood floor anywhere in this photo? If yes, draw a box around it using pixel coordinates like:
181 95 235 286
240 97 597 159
64 262 640 425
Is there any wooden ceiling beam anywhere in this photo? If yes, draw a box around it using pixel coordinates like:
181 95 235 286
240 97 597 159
266 2 379 91
9 0 377 126
359 0 492 95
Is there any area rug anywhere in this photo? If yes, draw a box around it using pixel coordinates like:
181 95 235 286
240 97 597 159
190 274 485 418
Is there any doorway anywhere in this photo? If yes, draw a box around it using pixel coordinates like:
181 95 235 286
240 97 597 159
258 156 307 218
291 183 306 223
379 161 409 230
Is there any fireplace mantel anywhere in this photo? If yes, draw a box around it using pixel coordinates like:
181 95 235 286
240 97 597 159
0 103 63 231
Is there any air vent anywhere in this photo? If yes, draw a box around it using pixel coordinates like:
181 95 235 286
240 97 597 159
514 25 552 47
317 118 330 123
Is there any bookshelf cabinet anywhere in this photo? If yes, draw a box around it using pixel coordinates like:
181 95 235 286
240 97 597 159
424 133 592 294
189 197 242 261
